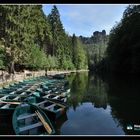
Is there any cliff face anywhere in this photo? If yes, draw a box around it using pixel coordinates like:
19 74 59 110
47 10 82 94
79 30 108 45
79 30 109 71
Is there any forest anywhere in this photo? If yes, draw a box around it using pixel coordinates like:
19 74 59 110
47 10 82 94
0 5 140 75
0 5 88 74
79 30 109 71
95 5 140 75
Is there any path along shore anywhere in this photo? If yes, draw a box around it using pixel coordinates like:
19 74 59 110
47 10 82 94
0 69 89 87
47 69 89 76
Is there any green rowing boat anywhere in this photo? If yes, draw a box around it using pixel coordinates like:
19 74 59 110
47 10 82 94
12 103 55 135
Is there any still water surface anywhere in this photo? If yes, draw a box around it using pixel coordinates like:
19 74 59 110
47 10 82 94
0 72 140 135
55 72 140 135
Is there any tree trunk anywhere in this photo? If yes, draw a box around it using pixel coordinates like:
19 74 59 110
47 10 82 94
11 61 15 74
10 61 15 81
8 61 15 74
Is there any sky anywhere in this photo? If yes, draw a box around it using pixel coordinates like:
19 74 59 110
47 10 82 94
42 4 128 37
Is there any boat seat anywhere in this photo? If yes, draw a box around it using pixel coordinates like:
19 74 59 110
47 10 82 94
44 104 56 110
1 92 26 108
19 122 42 132
17 113 36 120
35 100 47 106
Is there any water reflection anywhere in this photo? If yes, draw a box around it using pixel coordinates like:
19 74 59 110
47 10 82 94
86 74 108 109
66 72 108 110
61 103 124 135
66 72 89 111
0 72 140 135
105 75 140 135
61 72 140 135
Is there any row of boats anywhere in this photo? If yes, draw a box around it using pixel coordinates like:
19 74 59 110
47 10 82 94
0 75 71 135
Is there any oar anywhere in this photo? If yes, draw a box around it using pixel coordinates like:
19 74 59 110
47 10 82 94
47 91 68 97
35 110 52 134
0 100 21 105
0 93 29 97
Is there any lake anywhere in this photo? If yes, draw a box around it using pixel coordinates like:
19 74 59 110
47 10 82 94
0 72 140 135
55 72 140 135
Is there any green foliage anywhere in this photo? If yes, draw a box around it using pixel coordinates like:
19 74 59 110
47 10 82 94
61 56 75 70
24 44 46 70
0 5 50 72
47 6 88 70
0 45 6 69
48 5 65 56
75 40 88 69
0 5 88 73
71 34 88 70
80 31 108 71
106 5 140 74
47 55 58 70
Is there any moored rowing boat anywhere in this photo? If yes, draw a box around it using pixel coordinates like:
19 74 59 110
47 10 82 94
12 103 55 135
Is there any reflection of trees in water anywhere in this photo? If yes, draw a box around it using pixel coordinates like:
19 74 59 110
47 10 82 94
67 72 108 111
67 72 89 111
106 76 140 135
85 74 108 109
66 73 140 135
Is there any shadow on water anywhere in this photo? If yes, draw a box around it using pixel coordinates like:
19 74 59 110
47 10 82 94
103 74 140 135
59 72 140 135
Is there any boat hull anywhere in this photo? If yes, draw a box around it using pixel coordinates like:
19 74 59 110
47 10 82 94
12 103 55 135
